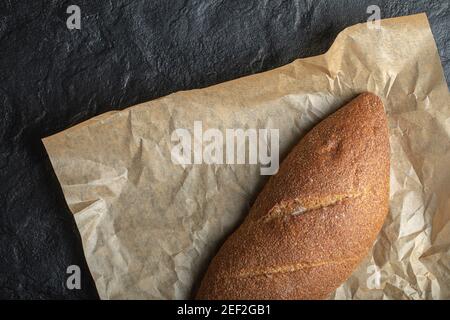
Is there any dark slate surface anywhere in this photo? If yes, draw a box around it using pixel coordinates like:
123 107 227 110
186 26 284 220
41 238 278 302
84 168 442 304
0 0 448 299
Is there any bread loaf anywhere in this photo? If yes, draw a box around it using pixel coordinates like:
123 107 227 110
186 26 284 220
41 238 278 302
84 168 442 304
196 92 390 300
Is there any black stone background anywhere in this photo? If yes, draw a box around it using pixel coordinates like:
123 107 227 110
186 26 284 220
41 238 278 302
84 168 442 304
0 0 448 299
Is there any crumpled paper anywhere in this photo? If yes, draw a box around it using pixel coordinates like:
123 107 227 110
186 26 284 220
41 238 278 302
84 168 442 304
43 14 450 299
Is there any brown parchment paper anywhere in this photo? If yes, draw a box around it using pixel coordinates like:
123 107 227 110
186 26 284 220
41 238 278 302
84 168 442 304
43 14 450 299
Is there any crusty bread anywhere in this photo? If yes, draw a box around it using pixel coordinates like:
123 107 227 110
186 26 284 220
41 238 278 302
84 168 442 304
196 92 390 300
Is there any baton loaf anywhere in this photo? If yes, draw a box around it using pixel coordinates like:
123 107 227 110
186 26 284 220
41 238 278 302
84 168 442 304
196 92 390 300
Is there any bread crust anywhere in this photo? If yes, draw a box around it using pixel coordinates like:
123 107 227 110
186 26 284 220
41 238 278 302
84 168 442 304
196 93 390 300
